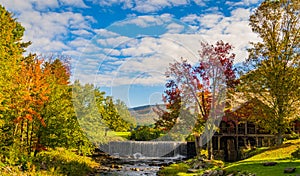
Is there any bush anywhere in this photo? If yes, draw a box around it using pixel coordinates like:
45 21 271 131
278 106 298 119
157 163 189 175
0 148 99 176
130 126 161 141
240 147 269 159
291 147 300 159
34 148 99 176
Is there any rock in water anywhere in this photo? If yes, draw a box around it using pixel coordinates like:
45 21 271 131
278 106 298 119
187 169 198 173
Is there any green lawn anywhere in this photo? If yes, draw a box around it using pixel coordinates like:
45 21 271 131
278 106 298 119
104 131 131 139
225 160 300 176
224 139 300 176
158 139 300 176
114 131 131 139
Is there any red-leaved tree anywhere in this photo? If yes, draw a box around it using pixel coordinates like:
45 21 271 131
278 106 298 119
155 40 237 159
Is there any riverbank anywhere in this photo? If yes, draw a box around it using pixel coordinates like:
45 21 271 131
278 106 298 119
0 148 99 176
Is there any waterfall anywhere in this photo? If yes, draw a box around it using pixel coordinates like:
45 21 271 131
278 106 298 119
100 141 188 158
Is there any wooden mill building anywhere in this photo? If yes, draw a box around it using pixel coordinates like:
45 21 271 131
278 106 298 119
196 97 300 162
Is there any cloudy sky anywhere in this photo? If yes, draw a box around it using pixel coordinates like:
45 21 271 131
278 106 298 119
0 0 262 107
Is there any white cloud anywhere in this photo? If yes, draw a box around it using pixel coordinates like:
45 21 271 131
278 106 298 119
68 37 91 47
172 0 189 5
116 15 172 27
72 32 205 87
59 0 88 8
133 0 170 13
71 29 93 36
204 6 220 13
183 8 261 63
193 0 206 6
8 9 94 54
0 0 33 11
97 0 122 6
32 0 59 10
199 13 224 28
181 14 201 25
1 0 88 12
103 48 121 56
166 23 185 33
0 0 94 56
94 29 120 38
96 36 132 47
226 0 261 6
230 8 251 21
1 0 262 88
92 0 190 13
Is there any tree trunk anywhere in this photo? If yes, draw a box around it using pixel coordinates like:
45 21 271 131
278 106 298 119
276 132 283 146
207 139 214 160
194 135 201 156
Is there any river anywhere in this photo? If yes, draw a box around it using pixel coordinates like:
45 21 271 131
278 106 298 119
92 152 186 176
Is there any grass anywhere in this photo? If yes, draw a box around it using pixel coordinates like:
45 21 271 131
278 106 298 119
158 163 191 176
225 160 300 176
0 148 100 176
158 158 224 176
224 139 300 176
114 131 131 139
104 131 131 140
158 139 300 176
245 140 300 161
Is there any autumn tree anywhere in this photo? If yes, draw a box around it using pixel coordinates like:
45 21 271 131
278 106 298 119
0 5 32 160
0 5 94 161
155 41 237 159
30 56 93 155
239 0 300 145
14 56 50 154
0 5 31 115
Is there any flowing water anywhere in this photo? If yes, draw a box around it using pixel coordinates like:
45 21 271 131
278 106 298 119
95 154 185 176
94 141 190 175
100 141 187 158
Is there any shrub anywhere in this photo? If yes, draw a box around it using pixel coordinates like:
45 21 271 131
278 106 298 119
34 148 99 176
130 126 161 141
240 147 269 159
291 147 300 159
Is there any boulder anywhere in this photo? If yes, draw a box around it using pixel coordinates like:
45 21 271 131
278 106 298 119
218 170 224 176
187 169 199 173
283 167 296 173
263 162 277 166
131 168 140 171
210 170 219 176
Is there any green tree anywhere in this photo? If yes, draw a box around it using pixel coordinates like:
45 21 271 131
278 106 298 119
102 96 131 132
114 99 137 129
239 0 300 145
0 5 31 161
72 81 108 145
36 57 93 155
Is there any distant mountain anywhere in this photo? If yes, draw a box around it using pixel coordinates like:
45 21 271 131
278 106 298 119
129 104 165 126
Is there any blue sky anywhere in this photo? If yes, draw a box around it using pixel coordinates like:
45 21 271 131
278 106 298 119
1 0 263 108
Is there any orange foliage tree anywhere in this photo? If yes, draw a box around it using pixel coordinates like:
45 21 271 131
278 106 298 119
12 56 50 154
